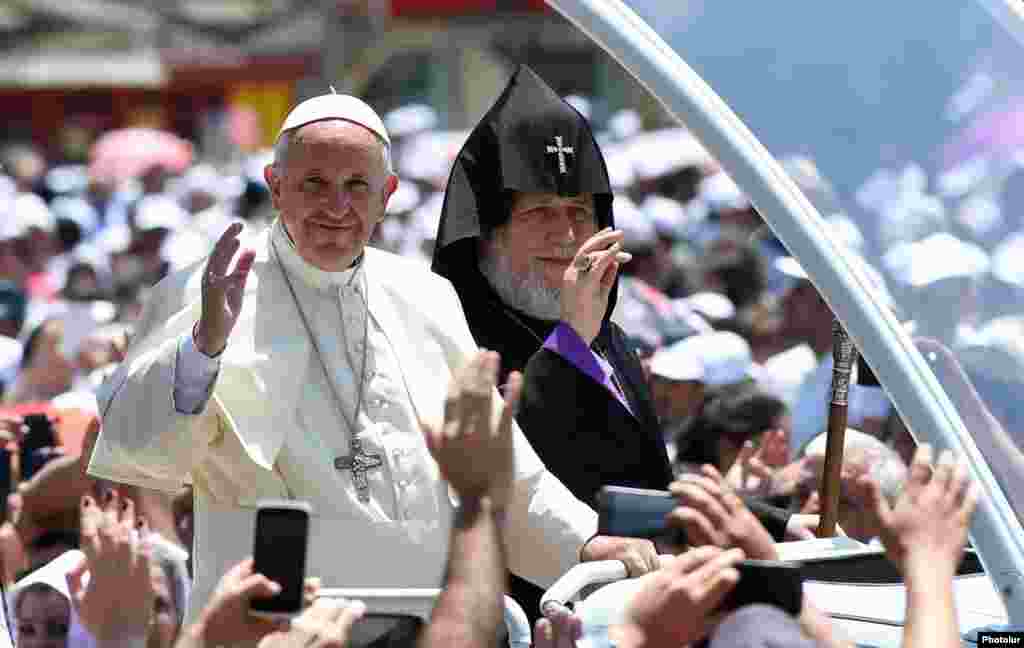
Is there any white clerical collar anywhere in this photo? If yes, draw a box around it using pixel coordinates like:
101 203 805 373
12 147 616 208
271 218 363 294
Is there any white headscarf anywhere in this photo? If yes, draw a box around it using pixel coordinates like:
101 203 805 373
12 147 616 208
6 550 96 648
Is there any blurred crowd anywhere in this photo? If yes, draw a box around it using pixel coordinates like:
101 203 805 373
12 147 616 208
0 93 1018 648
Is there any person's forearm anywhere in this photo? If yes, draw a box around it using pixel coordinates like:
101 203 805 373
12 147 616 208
173 623 205 648
420 496 506 648
903 559 959 648
798 597 853 648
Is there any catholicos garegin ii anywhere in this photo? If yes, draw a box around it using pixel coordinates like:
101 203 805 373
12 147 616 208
89 91 650 632
431 65 672 620
432 65 792 621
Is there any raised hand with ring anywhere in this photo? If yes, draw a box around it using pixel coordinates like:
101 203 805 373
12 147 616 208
574 254 594 274
561 228 632 345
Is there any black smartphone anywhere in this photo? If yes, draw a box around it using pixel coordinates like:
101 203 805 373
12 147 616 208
21 414 57 481
720 559 803 617
0 448 11 515
250 500 312 619
349 615 424 647
596 486 685 544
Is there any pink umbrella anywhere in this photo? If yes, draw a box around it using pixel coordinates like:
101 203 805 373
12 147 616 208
89 128 194 184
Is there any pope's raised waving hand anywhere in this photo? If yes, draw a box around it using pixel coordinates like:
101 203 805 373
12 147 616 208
195 222 257 356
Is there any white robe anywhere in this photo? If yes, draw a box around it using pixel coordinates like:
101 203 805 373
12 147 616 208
89 221 597 624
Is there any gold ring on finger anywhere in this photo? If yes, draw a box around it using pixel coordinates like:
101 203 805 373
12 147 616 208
574 255 593 274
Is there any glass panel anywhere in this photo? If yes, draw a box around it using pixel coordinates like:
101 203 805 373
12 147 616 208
620 0 1024 523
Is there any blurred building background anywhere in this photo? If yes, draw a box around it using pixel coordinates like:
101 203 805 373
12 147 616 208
0 0 665 163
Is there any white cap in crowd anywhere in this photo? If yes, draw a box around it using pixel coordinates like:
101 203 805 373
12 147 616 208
680 291 736 322
45 165 90 196
643 195 689 239
877 192 947 249
992 231 1024 287
383 103 439 139
613 194 657 252
699 171 750 213
279 92 390 145
882 232 989 289
855 167 902 214
161 229 213 273
61 300 119 358
50 196 100 239
9 550 94 648
96 223 133 255
173 164 241 206
0 335 22 387
397 130 469 185
399 192 446 261
134 194 189 232
603 143 636 190
607 109 643 141
959 315 1024 384
954 195 1004 243
12 192 56 237
802 427 880 459
629 129 711 182
648 330 759 387
937 157 989 198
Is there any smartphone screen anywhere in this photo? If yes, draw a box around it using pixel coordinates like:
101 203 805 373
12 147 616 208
250 506 310 616
21 415 57 482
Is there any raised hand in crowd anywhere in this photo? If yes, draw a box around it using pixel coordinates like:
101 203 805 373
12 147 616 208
0 492 28 584
863 443 977 648
257 599 365 648
176 556 325 648
181 557 287 647
561 228 631 345
668 465 778 560
420 350 521 648
609 546 744 648
194 222 256 356
0 414 25 444
725 429 788 494
533 605 582 648
867 443 977 573
66 491 154 642
423 349 521 507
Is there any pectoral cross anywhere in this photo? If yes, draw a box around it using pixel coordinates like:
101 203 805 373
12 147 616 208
334 438 384 503
546 135 574 174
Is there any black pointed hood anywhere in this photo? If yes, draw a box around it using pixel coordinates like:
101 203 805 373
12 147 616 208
431 64 619 326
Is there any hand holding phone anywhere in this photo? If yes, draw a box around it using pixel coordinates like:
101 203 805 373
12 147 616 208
250 500 312 619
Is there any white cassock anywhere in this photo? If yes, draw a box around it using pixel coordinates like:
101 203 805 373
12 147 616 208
89 220 597 624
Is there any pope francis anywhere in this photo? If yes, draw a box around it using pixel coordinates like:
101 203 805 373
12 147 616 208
88 94 647 627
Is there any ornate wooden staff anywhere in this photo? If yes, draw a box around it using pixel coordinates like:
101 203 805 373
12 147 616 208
817 319 857 537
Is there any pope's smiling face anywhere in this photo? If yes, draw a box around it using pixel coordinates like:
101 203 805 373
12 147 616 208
265 119 398 272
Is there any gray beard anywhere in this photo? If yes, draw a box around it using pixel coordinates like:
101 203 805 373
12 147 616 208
479 250 562 321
